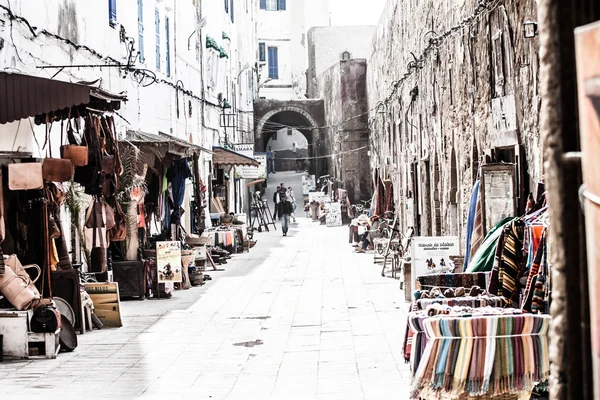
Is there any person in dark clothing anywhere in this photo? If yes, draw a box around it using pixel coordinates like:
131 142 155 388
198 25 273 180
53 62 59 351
275 194 293 236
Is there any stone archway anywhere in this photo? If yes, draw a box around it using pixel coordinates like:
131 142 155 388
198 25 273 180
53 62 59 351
254 99 325 176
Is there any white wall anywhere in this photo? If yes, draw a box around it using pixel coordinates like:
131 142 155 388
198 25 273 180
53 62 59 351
256 0 330 100
266 129 308 151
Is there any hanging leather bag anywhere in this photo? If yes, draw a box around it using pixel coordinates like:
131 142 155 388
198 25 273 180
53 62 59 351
60 145 88 167
42 158 74 182
108 200 127 242
8 162 44 191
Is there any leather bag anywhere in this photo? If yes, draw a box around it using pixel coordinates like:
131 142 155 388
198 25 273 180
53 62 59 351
108 200 127 242
31 304 62 333
8 163 43 191
43 158 74 182
60 145 88 167
0 254 42 310
102 154 115 174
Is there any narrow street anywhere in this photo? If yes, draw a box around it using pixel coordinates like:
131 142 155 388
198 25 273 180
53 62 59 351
0 173 410 400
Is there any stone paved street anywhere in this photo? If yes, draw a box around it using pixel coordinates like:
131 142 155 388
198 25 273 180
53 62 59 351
0 174 410 400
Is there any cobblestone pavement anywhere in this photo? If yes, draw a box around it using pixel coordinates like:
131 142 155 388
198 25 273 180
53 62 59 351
0 174 410 400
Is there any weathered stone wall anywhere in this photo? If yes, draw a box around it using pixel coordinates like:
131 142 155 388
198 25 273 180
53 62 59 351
368 0 540 248
316 59 371 203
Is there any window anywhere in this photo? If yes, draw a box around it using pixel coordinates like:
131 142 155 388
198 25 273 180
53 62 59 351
287 127 292 135
267 47 278 79
108 0 117 27
247 70 253 104
165 16 170 77
260 0 285 10
230 0 234 23
258 42 266 62
138 0 144 62
341 51 351 61
155 8 160 71
224 0 228 12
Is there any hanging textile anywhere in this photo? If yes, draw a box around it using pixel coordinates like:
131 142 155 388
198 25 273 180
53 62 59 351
496 220 525 304
417 272 491 290
383 179 394 213
469 186 484 261
410 311 550 399
166 158 192 229
463 180 480 270
466 217 515 273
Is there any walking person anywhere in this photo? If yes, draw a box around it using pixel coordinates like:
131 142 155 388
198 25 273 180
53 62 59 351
272 185 282 220
287 186 297 222
275 193 293 236
268 146 276 174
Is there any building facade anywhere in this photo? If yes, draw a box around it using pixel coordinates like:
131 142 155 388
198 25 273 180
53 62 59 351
0 0 258 220
256 0 330 100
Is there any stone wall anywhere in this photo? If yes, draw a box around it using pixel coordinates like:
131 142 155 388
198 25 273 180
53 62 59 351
368 0 540 249
316 59 371 203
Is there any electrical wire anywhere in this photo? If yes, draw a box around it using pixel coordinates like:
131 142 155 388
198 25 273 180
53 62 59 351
274 145 369 161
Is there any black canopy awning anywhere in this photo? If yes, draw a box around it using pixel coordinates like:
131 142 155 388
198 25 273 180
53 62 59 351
0 72 127 125
124 130 211 158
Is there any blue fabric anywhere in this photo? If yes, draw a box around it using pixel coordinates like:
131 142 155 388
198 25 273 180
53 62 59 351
463 180 480 271
167 158 192 227
280 214 290 234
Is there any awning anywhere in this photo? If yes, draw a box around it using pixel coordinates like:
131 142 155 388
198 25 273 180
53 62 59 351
213 146 259 167
124 130 210 158
0 72 127 125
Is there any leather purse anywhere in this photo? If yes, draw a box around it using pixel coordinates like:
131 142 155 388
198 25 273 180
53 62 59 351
43 158 74 182
74 165 100 189
102 155 115 174
60 145 88 166
8 162 43 191
109 200 127 242
0 254 41 310
31 304 62 333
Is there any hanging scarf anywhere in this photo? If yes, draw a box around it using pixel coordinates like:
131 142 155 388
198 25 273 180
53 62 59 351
463 180 480 270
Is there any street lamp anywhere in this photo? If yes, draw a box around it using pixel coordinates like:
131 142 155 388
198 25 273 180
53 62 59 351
236 62 251 81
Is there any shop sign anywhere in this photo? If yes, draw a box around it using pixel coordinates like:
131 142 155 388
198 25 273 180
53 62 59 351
412 236 460 289
233 143 254 158
237 153 267 179
325 202 343 227
85 282 123 327
302 174 316 195
309 192 329 204
157 241 183 283
490 95 519 147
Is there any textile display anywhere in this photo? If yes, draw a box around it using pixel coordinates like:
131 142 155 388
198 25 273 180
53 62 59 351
410 311 550 399
466 217 515 273
469 186 484 263
463 180 480 270
383 180 394 213
417 272 491 290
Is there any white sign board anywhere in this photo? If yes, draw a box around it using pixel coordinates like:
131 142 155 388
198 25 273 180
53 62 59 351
325 202 343 227
302 174 316 195
411 236 460 289
308 192 329 204
490 95 519 147
233 143 254 158
237 153 267 179
157 241 183 283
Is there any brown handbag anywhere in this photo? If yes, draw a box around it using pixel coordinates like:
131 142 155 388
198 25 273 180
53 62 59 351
42 158 74 182
108 200 127 242
60 145 89 166
8 162 44 190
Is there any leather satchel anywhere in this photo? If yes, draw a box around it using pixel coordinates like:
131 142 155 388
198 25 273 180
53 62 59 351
108 200 127 242
60 145 88 167
0 254 41 310
43 158 74 182
8 162 43 191
31 304 62 333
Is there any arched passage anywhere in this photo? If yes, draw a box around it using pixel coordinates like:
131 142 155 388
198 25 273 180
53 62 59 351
255 103 323 176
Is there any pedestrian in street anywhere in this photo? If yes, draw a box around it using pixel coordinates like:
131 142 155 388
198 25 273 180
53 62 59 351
272 185 282 219
287 186 297 222
275 193 293 236
268 146 276 174
356 215 381 253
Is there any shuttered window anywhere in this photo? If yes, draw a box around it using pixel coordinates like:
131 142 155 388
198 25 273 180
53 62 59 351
108 0 117 27
165 16 170 77
268 47 278 79
138 0 144 63
155 8 160 71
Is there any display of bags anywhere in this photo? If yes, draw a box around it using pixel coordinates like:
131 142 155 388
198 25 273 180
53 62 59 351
108 199 127 242
8 162 44 191
42 158 74 182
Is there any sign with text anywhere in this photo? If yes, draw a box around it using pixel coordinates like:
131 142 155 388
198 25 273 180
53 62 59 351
157 241 183 283
237 153 267 179
325 202 343 227
233 143 254 158
302 174 316 195
85 282 123 327
412 236 460 289
308 192 329 204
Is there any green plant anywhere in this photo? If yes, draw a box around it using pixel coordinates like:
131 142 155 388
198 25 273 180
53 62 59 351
116 145 147 245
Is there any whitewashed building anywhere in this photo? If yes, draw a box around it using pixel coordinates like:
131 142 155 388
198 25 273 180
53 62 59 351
0 0 258 222
256 0 330 100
